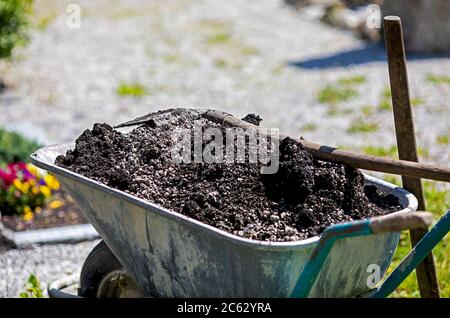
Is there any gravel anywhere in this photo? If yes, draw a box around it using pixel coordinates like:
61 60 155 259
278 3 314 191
0 0 448 297
0 240 99 297
0 0 448 160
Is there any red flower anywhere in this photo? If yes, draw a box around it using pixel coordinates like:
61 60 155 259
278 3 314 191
7 162 19 172
0 169 15 187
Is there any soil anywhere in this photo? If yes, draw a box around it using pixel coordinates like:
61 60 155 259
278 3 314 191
55 109 401 242
241 113 263 126
1 190 87 232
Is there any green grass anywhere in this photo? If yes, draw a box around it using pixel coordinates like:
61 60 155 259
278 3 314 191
347 119 378 133
378 99 392 111
0 129 41 165
108 7 148 20
423 181 450 213
214 58 228 68
213 58 246 69
326 105 353 117
196 19 258 58
317 76 365 105
411 97 425 107
161 53 198 67
337 75 366 86
382 176 450 297
207 34 257 56
300 123 317 132
197 19 232 46
383 87 392 98
436 134 449 145
426 74 450 85
418 147 430 158
35 15 54 31
361 105 374 116
195 19 231 32
362 145 398 158
317 85 359 104
163 54 180 64
239 46 259 56
116 82 148 97
377 88 424 110
377 87 393 111
206 32 232 45
362 145 429 158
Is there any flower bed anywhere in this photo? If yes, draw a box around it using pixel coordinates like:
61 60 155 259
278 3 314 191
0 162 87 231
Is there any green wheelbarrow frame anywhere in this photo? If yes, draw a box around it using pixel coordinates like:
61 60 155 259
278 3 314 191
292 209 450 297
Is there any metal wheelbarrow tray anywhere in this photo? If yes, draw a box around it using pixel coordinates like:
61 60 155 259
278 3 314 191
32 141 419 298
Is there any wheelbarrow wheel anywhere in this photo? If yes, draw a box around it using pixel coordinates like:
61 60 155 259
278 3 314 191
79 240 143 298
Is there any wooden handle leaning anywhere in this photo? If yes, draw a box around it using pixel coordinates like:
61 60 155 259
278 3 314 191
370 211 434 234
203 110 450 183
384 16 440 298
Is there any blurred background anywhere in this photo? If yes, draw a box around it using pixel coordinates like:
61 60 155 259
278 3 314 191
0 0 449 297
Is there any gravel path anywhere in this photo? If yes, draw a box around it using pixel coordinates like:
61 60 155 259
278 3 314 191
1 0 448 157
0 240 99 297
0 0 448 297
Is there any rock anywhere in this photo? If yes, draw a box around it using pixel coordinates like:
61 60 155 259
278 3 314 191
381 0 450 53
270 215 280 222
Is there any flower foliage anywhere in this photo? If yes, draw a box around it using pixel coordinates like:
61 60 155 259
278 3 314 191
0 128 42 165
20 274 44 298
0 162 59 220
0 0 33 59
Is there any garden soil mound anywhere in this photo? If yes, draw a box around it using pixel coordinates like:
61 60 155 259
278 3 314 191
56 109 401 241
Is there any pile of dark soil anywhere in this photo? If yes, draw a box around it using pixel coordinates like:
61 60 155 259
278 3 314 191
56 110 401 241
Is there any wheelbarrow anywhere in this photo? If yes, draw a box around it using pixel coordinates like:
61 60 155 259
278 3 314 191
30 109 450 298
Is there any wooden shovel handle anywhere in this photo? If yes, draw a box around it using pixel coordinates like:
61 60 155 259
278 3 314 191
203 110 450 183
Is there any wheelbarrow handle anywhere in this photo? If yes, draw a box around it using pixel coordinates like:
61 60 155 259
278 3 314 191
291 209 450 298
371 209 450 298
370 211 433 234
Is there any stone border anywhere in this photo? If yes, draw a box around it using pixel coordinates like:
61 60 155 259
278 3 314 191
0 220 99 248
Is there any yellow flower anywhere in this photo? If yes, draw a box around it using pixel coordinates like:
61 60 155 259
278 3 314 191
35 207 42 214
44 174 60 190
23 213 33 221
49 200 64 209
13 179 23 191
23 206 34 222
13 179 31 193
31 186 40 195
27 164 38 177
44 175 52 185
29 179 36 186
52 179 60 190
22 182 30 193
39 185 51 198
